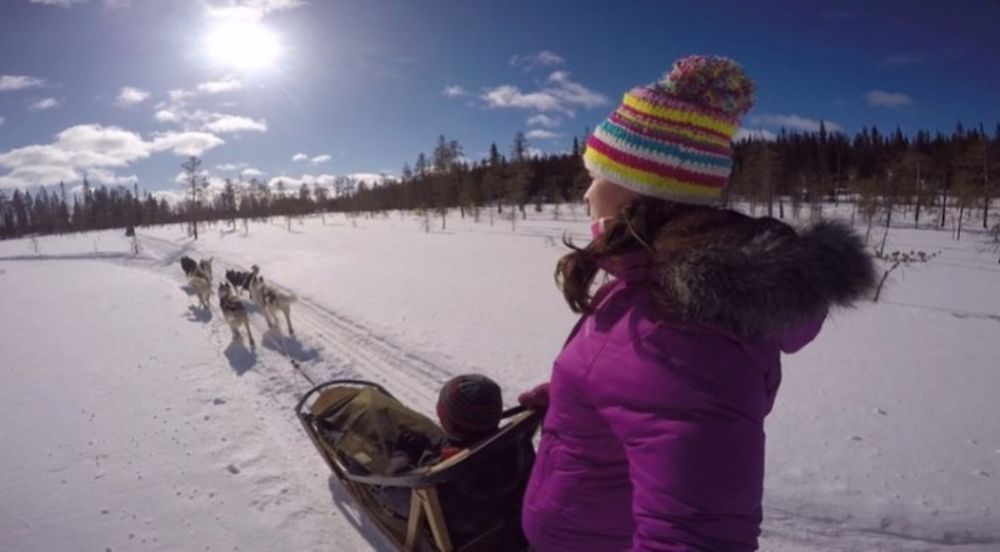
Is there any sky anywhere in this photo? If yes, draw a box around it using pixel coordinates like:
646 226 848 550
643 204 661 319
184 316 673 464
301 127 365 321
1 0 999 197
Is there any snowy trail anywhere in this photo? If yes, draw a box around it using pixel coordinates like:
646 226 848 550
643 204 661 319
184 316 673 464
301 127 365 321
135 230 455 411
0 254 380 552
5 209 1000 552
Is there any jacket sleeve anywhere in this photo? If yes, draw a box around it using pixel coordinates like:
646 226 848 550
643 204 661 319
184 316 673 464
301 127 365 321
588 333 765 551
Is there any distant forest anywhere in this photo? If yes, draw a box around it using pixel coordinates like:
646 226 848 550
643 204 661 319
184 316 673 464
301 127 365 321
1 122 998 241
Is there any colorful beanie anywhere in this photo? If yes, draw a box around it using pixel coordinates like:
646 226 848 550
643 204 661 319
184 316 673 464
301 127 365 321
436 374 503 444
583 55 755 205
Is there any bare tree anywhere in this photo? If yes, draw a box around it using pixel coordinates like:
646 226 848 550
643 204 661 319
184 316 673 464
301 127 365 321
181 156 203 239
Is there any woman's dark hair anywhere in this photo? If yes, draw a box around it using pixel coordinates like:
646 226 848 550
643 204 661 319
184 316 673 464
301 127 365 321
556 196 739 314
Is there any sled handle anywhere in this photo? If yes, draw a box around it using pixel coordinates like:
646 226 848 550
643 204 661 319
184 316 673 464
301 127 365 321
501 404 527 418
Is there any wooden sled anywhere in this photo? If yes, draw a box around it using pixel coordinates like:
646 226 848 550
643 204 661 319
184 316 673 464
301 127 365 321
296 379 541 551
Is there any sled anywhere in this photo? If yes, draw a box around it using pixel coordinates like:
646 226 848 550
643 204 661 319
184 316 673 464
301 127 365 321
296 379 541 552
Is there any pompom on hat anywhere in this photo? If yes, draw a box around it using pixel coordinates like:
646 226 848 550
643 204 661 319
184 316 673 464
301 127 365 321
583 55 755 205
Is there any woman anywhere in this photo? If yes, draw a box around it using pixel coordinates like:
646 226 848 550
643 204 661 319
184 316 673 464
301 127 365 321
519 56 876 551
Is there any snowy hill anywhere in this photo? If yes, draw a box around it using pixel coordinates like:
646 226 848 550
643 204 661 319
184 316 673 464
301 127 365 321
1 205 998 551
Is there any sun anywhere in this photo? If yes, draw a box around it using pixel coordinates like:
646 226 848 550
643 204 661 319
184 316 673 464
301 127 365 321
205 20 282 72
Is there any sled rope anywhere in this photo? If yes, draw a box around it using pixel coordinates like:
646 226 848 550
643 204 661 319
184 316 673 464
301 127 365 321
268 330 318 387
290 358 318 387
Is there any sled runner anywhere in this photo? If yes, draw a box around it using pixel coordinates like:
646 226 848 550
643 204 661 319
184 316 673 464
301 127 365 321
296 379 541 552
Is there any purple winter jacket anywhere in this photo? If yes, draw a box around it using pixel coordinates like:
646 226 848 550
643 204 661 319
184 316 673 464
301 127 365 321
522 216 875 551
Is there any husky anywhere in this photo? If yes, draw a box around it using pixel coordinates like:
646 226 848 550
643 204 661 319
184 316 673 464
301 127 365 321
180 255 198 276
188 273 212 310
196 257 214 283
218 282 255 350
225 265 259 296
250 276 296 336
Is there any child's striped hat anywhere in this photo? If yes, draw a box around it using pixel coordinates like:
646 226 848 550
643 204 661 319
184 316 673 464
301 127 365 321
583 55 755 205
436 374 502 443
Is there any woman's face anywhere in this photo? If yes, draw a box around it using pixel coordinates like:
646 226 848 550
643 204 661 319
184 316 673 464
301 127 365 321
584 178 638 222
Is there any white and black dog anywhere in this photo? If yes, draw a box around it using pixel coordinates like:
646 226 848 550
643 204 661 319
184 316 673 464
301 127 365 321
180 255 198 276
250 276 296 336
225 265 259 296
218 282 255 350
188 272 212 310
196 257 213 283
180 255 213 282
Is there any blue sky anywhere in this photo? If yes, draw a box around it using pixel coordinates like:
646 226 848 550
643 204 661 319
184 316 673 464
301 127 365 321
1 0 998 196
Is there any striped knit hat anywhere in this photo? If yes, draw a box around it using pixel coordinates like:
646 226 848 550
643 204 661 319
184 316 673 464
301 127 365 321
583 55 755 205
436 374 503 444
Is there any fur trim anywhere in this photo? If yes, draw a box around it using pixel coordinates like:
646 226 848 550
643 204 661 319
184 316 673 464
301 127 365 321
651 216 876 337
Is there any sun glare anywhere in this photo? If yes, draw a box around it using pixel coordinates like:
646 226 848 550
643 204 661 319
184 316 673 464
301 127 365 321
205 20 282 72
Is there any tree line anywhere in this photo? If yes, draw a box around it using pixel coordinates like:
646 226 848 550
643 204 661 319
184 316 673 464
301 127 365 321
1 122 998 241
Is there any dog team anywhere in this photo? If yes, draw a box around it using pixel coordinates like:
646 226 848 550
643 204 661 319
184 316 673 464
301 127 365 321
180 255 296 351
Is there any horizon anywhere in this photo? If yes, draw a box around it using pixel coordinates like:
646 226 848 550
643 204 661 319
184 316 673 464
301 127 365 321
2 0 999 197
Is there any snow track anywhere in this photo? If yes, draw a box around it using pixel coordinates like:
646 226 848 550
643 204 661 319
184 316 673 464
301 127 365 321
135 231 453 412
7 210 998 551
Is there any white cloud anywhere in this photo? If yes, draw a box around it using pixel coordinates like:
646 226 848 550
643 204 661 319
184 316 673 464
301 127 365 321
0 115 4 126
0 75 45 91
0 124 153 189
525 147 545 159
30 0 129 8
546 71 608 109
151 189 187 205
168 89 192 103
86 167 138 186
509 50 565 71
241 167 264 177
292 153 308 162
154 110 179 122
206 0 304 22
154 105 267 135
443 85 468 98
196 78 243 94
201 114 267 134
481 72 608 115
161 79 240 113
116 86 150 106
525 129 561 140
0 165 79 189
311 154 331 164
29 0 88 7
215 162 247 171
734 128 777 142
527 114 560 128
0 124 225 188
150 131 226 157
746 114 842 133
481 86 562 112
28 97 60 111
864 90 914 109
54 125 152 165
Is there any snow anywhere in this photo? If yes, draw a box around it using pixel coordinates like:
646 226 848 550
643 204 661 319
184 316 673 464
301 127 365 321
2 204 998 551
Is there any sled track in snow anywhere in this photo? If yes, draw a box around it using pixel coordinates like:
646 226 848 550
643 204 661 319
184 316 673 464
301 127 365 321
134 232 452 409
763 505 1000 551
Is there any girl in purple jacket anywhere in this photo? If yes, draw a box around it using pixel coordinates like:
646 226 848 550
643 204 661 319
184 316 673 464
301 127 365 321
518 56 876 551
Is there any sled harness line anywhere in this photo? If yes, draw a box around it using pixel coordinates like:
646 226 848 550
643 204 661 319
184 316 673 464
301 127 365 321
289 358 318 388
255 323 317 389
269 332 319 388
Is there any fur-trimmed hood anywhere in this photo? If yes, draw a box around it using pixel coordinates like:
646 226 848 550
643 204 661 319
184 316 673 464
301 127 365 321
646 214 877 337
